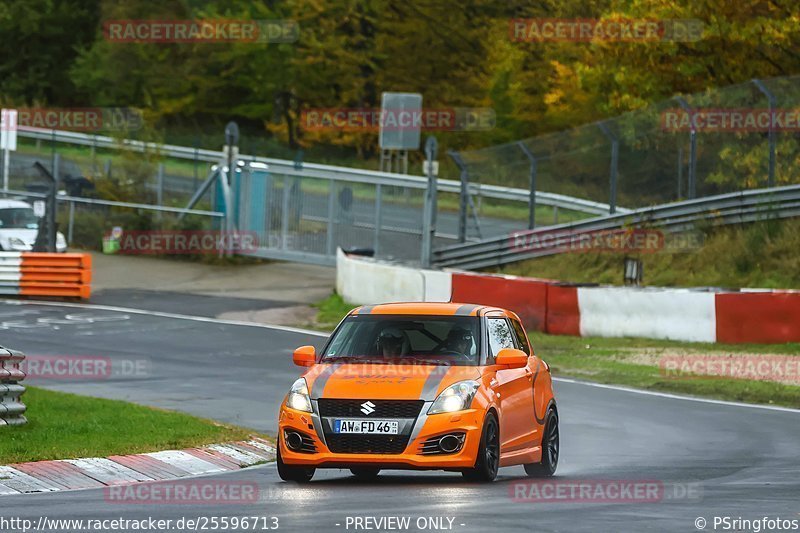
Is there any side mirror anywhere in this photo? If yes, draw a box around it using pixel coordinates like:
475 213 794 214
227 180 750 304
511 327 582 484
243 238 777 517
495 348 528 369
293 345 316 367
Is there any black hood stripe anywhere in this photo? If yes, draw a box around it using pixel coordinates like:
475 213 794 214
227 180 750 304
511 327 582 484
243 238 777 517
420 366 451 400
311 364 341 399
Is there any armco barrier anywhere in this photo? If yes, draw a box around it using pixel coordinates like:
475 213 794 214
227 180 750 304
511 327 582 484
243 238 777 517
0 252 91 299
0 347 27 426
336 251 800 344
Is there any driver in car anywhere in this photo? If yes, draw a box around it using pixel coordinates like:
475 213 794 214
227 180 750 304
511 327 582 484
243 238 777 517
378 327 408 357
445 326 473 356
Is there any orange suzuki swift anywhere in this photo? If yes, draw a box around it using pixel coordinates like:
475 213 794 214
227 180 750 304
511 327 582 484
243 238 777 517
277 302 559 483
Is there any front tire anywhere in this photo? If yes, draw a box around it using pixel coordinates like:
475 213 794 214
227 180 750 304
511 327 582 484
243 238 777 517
277 444 315 483
462 412 499 482
524 408 559 477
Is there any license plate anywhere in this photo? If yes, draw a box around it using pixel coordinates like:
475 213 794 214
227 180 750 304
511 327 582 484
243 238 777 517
333 419 400 434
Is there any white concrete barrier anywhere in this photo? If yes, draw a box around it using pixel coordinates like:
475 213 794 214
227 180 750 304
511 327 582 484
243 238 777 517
336 249 452 304
578 287 717 343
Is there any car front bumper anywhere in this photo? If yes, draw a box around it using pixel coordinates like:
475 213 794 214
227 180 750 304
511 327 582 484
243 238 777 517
278 404 484 469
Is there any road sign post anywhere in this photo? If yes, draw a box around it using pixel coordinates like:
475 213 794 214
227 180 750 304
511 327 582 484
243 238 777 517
1 109 18 191
421 136 438 268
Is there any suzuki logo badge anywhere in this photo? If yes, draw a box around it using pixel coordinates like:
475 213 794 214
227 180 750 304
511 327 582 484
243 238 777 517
360 401 376 415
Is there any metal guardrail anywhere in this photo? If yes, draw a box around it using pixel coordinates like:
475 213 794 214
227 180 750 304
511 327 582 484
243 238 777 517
2 188 224 217
0 347 27 426
17 127 621 215
433 184 800 269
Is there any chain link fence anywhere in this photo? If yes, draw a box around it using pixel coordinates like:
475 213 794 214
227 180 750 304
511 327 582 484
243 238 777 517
451 75 800 212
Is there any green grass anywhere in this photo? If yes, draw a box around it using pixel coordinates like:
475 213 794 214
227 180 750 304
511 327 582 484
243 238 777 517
491 219 800 289
531 332 800 408
0 387 262 465
313 292 356 331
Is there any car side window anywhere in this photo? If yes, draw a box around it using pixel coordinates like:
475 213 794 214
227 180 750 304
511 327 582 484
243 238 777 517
510 319 531 355
487 318 515 358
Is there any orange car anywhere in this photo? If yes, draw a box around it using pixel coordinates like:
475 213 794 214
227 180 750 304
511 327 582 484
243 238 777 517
277 302 558 482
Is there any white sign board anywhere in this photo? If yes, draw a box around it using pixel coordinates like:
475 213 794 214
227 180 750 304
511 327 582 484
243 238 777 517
0 109 17 151
33 200 46 218
379 93 422 151
422 161 439 176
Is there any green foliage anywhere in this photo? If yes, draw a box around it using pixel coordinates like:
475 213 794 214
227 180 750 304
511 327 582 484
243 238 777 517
494 219 800 289
3 0 800 169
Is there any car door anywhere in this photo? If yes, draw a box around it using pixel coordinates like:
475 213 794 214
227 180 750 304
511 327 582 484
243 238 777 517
486 315 534 454
509 316 540 447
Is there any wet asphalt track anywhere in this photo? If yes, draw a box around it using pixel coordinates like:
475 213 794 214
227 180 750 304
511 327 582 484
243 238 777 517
1 298 799 533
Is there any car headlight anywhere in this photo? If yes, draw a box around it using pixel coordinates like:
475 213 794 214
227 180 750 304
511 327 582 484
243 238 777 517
9 237 26 248
428 380 480 414
286 378 312 413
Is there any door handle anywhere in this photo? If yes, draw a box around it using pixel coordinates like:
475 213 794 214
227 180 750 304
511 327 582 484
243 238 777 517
525 368 533 381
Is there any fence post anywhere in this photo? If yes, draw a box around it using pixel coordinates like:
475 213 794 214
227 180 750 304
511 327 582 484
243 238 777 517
326 180 337 256
675 96 697 199
373 183 382 257
281 175 290 250
517 141 537 229
677 146 684 199
448 150 469 243
421 136 438 267
597 121 618 214
752 78 777 188
68 199 75 244
156 163 164 205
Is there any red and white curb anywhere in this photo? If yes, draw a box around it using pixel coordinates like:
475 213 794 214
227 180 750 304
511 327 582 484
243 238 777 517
0 438 274 495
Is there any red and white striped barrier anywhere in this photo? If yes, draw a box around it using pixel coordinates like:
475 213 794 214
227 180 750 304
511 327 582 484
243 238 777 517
336 250 800 344
0 252 92 299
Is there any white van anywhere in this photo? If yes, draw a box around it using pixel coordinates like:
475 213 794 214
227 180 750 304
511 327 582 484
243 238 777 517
0 199 67 252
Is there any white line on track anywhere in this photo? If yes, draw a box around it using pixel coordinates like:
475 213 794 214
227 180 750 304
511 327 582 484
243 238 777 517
0 299 328 337
4 298 799 414
553 377 800 414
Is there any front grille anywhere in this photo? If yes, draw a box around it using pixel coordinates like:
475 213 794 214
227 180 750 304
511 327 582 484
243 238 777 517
325 434 410 454
318 399 424 419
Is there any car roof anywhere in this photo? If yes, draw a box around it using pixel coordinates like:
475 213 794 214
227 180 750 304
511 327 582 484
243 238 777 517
350 302 508 317
0 199 32 209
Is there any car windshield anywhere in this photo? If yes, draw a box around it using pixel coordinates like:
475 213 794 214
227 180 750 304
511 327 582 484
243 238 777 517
322 315 481 366
0 208 39 229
